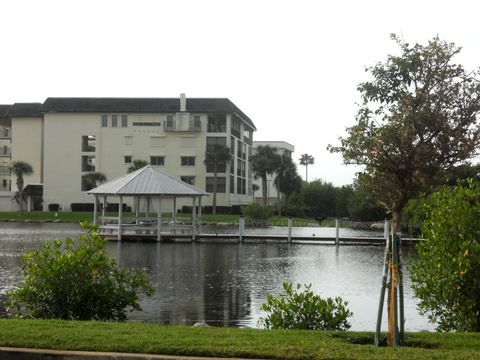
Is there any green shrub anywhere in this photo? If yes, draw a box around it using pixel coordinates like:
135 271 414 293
6 222 154 321
410 180 480 332
242 204 273 227
260 282 353 330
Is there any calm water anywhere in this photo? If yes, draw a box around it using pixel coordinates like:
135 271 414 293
0 222 434 331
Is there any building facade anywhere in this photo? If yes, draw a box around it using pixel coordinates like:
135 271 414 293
1 95 257 212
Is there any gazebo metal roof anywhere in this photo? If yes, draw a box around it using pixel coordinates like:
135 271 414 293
87 165 207 197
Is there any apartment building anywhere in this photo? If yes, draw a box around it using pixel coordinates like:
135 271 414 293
1 94 257 212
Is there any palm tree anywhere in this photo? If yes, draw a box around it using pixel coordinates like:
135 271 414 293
204 144 232 215
299 153 314 182
251 145 280 205
275 156 302 215
128 159 148 173
82 172 107 191
9 161 33 213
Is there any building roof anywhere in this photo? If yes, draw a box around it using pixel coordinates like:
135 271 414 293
0 105 12 120
87 165 208 197
41 97 256 130
6 103 43 118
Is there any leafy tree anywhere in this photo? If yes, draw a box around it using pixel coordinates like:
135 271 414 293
302 180 337 218
128 159 148 173
251 145 281 205
299 153 314 182
81 172 107 191
6 223 154 321
410 181 480 331
329 35 480 233
260 282 352 330
204 144 231 215
347 182 388 221
275 155 302 215
9 161 34 213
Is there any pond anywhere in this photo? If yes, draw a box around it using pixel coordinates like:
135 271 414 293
0 222 434 331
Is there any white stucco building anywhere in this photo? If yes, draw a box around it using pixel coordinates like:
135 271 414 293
0 95 257 212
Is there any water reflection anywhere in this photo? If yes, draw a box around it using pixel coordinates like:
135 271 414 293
0 223 434 331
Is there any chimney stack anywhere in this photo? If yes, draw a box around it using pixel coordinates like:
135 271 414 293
180 93 186 112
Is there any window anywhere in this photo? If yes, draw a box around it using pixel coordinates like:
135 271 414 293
150 156 165 166
231 114 241 138
237 177 246 195
121 115 128 127
81 155 96 172
165 115 175 129
101 115 108 127
133 122 161 126
206 177 226 193
230 175 235 194
181 176 195 185
206 136 227 151
230 136 235 154
124 156 132 163
230 158 235 174
181 156 195 166
207 114 226 132
194 115 201 128
112 115 118 127
237 159 246 177
206 160 226 173
81 135 96 152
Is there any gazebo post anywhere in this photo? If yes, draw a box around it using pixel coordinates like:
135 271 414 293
157 196 162 242
93 195 98 226
146 197 151 221
118 196 123 241
102 196 106 227
173 196 177 225
135 196 140 224
192 197 197 242
198 196 202 235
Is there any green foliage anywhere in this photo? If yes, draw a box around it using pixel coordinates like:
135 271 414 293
302 180 337 217
260 282 353 331
299 153 314 182
329 35 480 232
410 180 480 331
251 145 281 205
6 222 154 321
127 159 148 173
241 203 273 227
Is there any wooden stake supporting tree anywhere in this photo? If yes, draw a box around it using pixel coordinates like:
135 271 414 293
375 233 405 347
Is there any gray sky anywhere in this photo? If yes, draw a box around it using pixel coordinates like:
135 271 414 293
1 0 479 185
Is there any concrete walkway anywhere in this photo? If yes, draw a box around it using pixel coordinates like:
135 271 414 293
0 347 265 360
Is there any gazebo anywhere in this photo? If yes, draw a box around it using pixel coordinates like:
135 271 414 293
87 165 207 241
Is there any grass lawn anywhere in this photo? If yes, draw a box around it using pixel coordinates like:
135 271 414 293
0 320 479 359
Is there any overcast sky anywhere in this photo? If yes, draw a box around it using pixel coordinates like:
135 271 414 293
1 0 479 185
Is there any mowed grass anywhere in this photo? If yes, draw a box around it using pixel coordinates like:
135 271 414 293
0 320 479 359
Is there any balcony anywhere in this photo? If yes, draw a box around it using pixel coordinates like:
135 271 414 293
0 128 10 139
0 147 11 156
0 166 10 175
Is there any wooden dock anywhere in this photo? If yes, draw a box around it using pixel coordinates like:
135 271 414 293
101 232 421 245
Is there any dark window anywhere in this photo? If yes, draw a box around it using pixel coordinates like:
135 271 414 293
231 114 241 138
206 137 227 151
112 115 118 127
230 158 235 174
81 156 95 172
121 115 128 127
150 156 165 166
192 115 201 130
237 177 246 195
207 114 226 132
165 115 175 129
132 122 161 126
101 115 108 127
206 160 226 173
181 176 195 185
230 136 235 154
124 156 132 163
230 175 235 194
181 156 195 166
206 177 226 193
81 135 96 152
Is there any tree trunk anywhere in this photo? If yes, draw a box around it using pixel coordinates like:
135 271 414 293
262 174 268 205
213 169 217 215
276 177 281 216
305 165 308 182
17 177 24 214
